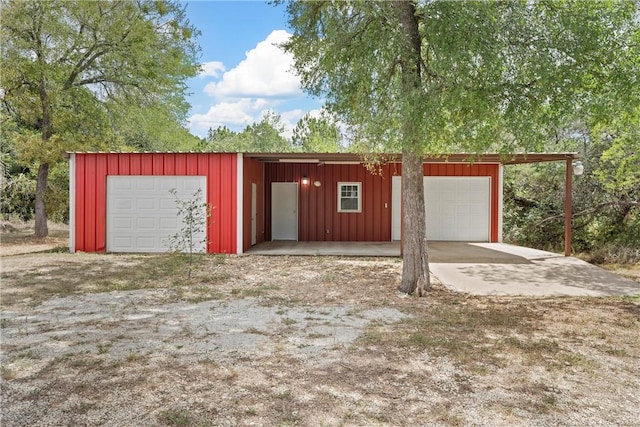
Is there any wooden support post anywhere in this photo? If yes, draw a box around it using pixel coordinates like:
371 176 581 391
564 159 572 257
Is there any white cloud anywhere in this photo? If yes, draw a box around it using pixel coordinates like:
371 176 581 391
188 31 323 138
188 98 269 133
204 30 301 98
199 61 226 78
188 98 290 134
279 108 305 139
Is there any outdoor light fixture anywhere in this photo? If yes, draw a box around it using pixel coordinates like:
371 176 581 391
573 161 584 176
313 180 322 187
302 175 309 185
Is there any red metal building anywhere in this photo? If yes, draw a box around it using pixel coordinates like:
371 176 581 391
67 152 575 254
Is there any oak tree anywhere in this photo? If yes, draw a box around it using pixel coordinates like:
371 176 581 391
281 0 639 294
1 0 200 237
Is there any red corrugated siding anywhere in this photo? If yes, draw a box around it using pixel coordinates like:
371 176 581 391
243 157 265 251
396 163 500 242
264 163 392 242
73 153 237 254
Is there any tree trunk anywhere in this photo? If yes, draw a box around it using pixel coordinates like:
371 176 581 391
398 149 430 295
34 162 50 238
393 1 431 295
36 62 53 238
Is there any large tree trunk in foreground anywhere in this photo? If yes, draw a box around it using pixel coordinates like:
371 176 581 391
398 149 430 295
34 162 50 238
35 66 53 238
393 1 431 295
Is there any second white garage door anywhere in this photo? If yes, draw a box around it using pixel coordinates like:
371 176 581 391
106 176 207 253
392 176 491 241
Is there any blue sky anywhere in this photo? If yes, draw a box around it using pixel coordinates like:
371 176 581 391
182 1 324 138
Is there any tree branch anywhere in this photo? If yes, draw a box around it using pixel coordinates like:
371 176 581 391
533 200 639 228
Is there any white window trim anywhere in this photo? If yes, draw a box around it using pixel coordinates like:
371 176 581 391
337 182 362 213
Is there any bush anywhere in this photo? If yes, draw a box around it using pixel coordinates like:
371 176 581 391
1 173 36 221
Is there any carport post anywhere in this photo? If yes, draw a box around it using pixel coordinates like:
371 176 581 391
564 159 572 257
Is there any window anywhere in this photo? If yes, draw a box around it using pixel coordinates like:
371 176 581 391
337 182 362 212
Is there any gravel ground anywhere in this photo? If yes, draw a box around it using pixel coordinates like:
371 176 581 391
1 247 639 426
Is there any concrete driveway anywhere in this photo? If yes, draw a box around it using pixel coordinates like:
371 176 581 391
428 242 640 296
247 240 638 296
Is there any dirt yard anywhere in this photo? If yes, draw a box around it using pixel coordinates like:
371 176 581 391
1 227 639 426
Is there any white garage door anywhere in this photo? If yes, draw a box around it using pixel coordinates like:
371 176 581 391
392 176 491 241
106 176 207 253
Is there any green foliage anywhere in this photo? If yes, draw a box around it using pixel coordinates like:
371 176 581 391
1 172 35 221
0 119 69 223
166 188 211 279
593 110 640 198
106 101 201 152
45 163 69 223
0 0 201 233
292 111 342 152
281 0 639 291
199 111 292 152
282 0 638 156
504 116 640 262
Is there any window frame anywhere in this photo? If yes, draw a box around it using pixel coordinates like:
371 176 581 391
337 181 362 213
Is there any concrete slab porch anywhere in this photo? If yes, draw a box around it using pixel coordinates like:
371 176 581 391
246 241 401 257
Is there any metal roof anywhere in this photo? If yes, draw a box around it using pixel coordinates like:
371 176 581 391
64 151 579 165
243 152 579 165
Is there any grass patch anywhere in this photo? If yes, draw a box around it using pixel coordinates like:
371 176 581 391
1 254 219 305
1 366 17 380
358 298 587 370
125 350 148 364
96 343 112 355
158 407 195 426
399 302 538 366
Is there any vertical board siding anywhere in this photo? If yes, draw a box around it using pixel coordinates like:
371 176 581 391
242 157 265 251
95 154 108 251
265 163 392 242
84 155 96 252
73 153 237 254
75 156 86 251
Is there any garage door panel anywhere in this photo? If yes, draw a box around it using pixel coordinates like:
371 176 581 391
136 217 156 229
159 198 176 209
107 176 207 253
111 199 132 211
181 180 204 191
434 192 456 202
158 178 177 190
136 198 156 210
111 180 132 191
392 176 490 241
112 236 132 247
136 179 155 190
159 217 178 230
135 237 157 250
111 217 133 229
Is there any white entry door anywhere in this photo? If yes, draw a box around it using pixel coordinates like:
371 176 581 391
106 176 207 252
271 182 298 240
392 176 490 241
